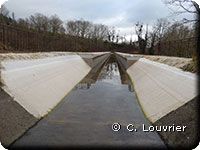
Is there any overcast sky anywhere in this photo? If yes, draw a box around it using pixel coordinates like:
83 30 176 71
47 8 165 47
3 0 195 41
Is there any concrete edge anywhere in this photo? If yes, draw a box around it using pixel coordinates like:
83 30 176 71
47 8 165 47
0 87 38 148
153 97 199 149
80 53 111 67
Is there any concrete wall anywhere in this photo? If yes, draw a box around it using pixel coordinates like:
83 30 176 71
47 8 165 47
0 52 109 147
115 52 198 149
115 52 197 123
1 55 91 118
127 58 196 123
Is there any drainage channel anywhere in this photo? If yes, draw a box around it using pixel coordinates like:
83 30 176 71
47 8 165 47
10 54 166 149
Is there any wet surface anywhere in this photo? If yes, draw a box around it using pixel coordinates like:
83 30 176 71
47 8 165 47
11 55 166 149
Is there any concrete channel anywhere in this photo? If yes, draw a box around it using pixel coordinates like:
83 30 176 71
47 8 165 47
9 54 166 149
0 52 197 149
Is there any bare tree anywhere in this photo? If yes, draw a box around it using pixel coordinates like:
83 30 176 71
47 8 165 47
154 18 170 41
97 24 109 40
0 4 10 24
66 20 78 36
59 25 66 35
164 0 199 23
91 24 108 41
162 22 194 40
29 13 50 33
115 30 120 44
17 18 30 29
0 4 9 17
135 22 148 54
66 19 108 41
49 15 63 34
66 19 92 38
107 27 116 42
148 32 157 55
135 22 143 39
148 18 170 54
79 19 92 38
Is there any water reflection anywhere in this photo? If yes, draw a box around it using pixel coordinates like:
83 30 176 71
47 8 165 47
73 55 134 92
97 58 119 81
73 83 91 90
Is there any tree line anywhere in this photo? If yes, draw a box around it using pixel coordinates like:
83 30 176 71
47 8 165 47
0 5 127 52
0 5 122 43
135 18 196 55
0 0 199 57
134 0 199 57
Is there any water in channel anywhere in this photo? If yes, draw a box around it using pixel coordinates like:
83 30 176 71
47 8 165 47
11 54 166 149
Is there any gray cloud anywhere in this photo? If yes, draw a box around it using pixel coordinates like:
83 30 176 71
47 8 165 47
3 0 195 40
4 0 170 21
126 0 169 23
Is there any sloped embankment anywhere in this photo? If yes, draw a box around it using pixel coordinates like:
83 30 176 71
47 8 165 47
0 52 110 148
115 52 198 149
